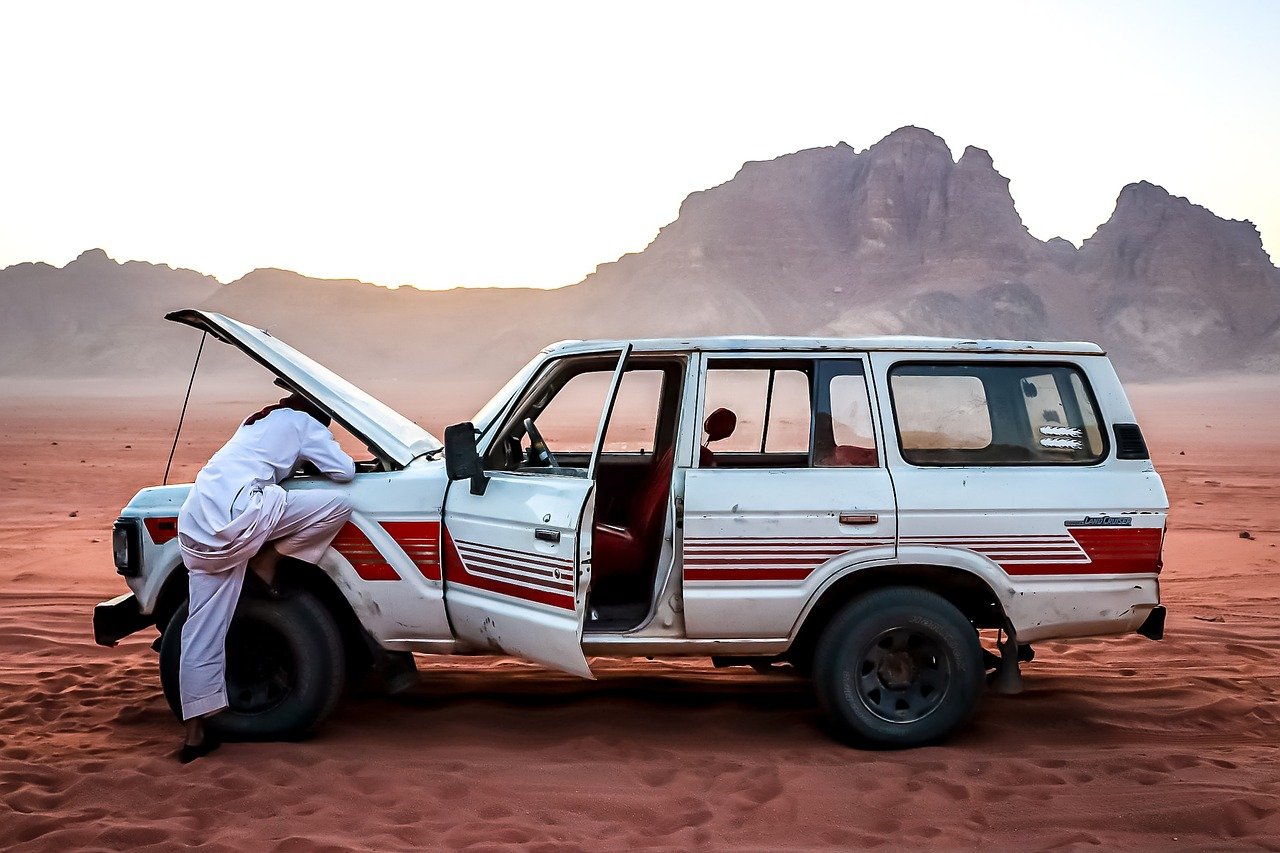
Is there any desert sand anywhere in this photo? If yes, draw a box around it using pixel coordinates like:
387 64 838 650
2 376 1278 850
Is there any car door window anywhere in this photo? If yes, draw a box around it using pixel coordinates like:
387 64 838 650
535 370 614 454
600 369 664 453
700 360 812 467
485 355 624 475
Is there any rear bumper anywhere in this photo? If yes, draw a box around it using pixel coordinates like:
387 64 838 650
1137 604 1166 640
93 593 154 647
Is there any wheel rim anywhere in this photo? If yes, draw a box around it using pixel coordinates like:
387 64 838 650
851 626 951 725
225 618 295 715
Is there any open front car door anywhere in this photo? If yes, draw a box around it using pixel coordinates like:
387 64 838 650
442 347 631 677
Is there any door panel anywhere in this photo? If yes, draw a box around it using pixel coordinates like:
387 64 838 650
443 472 594 677
681 354 897 639
442 347 629 677
682 468 897 638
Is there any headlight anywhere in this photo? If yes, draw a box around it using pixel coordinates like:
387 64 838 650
112 518 141 577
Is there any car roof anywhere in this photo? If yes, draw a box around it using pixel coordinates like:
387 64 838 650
540 335 1106 357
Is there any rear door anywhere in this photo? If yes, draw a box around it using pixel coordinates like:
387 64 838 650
680 354 898 639
442 347 630 677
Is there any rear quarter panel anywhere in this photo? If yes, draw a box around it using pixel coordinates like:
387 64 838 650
869 352 1168 642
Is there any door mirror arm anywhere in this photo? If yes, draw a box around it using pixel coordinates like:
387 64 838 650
444 422 490 496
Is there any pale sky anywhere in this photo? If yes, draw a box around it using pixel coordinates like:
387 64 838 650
1 1 1276 289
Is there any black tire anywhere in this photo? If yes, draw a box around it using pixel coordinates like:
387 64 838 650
159 589 346 740
813 586 984 749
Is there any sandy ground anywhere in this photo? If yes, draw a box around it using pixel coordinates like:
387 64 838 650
2 377 1279 850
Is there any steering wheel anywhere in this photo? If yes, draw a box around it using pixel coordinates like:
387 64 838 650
523 417 561 470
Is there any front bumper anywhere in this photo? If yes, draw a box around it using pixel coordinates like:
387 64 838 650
93 593 154 647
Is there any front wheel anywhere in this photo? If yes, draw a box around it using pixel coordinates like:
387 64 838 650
159 589 346 740
813 587 984 748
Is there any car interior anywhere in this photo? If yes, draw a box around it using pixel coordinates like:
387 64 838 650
482 354 690 630
480 353 882 631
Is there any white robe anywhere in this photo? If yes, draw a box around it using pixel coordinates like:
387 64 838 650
177 407 356 720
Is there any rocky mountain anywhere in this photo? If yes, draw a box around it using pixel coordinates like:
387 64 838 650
0 250 222 379
2 126 1277 392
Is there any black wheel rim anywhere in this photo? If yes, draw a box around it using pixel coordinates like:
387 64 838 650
851 626 951 724
225 618 295 715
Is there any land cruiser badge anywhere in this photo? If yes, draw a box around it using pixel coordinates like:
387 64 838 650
1064 516 1133 527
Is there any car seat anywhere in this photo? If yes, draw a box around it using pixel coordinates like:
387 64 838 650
591 408 738 604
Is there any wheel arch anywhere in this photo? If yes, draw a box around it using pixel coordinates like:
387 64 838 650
154 557 375 677
277 558 375 676
153 563 190 633
787 554 1012 668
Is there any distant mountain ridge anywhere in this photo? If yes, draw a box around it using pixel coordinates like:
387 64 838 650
2 126 1277 388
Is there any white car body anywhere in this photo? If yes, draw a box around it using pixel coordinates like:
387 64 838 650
98 310 1168 745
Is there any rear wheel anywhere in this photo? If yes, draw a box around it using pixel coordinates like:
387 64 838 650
159 589 346 739
813 586 984 748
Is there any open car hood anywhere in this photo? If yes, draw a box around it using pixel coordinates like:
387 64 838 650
166 310 441 468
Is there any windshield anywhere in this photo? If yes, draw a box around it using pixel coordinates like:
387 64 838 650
471 351 548 435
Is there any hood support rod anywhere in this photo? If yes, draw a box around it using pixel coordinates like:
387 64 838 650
164 331 207 486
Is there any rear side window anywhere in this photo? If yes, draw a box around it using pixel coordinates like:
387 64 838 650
889 363 1106 465
702 365 812 456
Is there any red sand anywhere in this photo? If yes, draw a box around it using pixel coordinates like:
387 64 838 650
2 378 1279 850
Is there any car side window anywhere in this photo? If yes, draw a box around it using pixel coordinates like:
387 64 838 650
814 361 878 467
701 361 812 467
600 369 664 453
889 362 1107 465
534 370 614 454
484 355 620 474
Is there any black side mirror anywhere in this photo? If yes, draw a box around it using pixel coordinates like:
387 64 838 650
444 422 489 495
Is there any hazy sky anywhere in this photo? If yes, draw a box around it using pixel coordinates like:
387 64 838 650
1 1 1276 289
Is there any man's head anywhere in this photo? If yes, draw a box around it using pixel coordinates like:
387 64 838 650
244 393 332 427
279 393 331 427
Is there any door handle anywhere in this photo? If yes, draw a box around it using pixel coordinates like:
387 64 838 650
535 528 561 543
839 513 879 526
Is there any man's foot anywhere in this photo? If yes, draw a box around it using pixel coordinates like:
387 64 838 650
244 569 286 600
178 733 220 764
248 545 283 589
382 651 420 696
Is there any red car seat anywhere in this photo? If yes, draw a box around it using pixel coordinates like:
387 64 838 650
592 408 739 603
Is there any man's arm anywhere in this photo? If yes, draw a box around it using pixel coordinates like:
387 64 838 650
298 418 357 483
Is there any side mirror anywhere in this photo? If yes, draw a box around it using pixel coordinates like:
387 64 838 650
444 422 489 495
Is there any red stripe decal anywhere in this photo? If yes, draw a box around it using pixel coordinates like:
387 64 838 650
144 516 179 545
982 528 1163 576
683 527 1164 581
380 520 442 581
455 539 572 570
685 557 843 567
685 567 816 581
443 526 575 610
332 523 401 581
462 561 573 591
685 538 893 546
1063 527 1163 574
683 537 886 582
455 549 567 581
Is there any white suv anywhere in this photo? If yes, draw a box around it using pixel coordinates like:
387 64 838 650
95 310 1168 748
